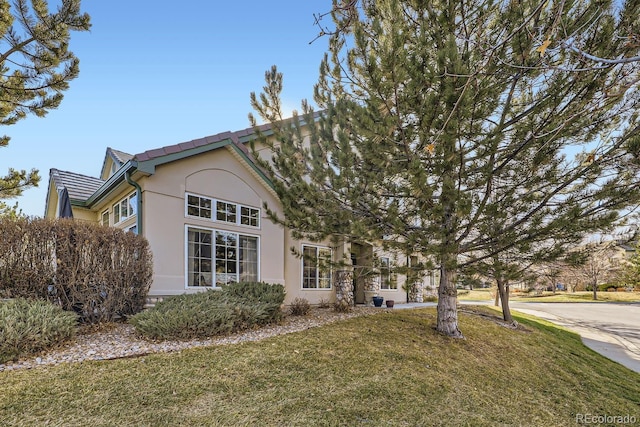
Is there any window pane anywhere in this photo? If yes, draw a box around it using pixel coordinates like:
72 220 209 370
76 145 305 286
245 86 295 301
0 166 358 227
215 231 238 285
187 228 213 287
187 195 212 219
240 206 260 227
217 201 237 223
129 193 137 216
239 236 258 282
318 248 332 289
113 204 121 223
302 246 318 288
121 199 129 219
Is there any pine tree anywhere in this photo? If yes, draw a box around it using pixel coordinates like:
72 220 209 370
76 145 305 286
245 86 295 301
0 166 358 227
250 0 640 337
0 0 90 205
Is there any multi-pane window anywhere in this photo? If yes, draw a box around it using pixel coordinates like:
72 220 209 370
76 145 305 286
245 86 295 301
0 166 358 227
240 206 260 227
239 235 258 282
187 195 212 219
216 201 237 223
187 228 213 287
380 257 397 289
302 245 332 289
186 194 259 228
113 193 137 224
187 227 258 287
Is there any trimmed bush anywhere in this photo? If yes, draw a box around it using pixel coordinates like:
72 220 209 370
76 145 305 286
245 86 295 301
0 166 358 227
289 297 311 316
130 282 285 340
0 298 77 364
0 217 153 323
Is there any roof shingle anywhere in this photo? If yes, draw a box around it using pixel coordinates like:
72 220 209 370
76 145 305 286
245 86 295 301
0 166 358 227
50 169 104 201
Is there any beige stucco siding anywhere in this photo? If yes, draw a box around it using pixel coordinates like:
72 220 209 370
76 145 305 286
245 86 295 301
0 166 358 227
140 148 286 297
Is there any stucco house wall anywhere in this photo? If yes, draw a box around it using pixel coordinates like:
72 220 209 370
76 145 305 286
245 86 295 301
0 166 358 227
45 119 434 306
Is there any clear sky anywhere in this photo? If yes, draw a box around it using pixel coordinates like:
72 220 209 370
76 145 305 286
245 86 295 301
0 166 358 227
1 1 330 217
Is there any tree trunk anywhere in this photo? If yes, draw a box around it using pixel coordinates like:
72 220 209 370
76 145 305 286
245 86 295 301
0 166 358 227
496 278 514 324
592 280 598 300
437 264 463 338
494 285 500 307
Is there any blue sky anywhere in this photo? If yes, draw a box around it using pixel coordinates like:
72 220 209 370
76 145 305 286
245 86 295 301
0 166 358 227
2 1 330 217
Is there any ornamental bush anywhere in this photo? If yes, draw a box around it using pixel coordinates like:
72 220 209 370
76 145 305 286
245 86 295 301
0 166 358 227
0 217 153 323
0 298 77 364
289 297 311 316
130 282 285 340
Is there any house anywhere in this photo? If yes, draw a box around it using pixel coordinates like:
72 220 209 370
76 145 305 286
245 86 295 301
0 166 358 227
44 120 435 305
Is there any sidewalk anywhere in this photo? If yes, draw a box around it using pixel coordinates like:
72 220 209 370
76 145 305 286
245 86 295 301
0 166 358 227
511 306 640 374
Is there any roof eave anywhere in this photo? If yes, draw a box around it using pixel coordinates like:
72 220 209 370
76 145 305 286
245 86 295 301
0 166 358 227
83 160 139 208
136 139 233 174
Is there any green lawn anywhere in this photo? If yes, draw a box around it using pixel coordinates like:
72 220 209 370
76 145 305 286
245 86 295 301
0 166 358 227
1 307 639 426
458 288 640 303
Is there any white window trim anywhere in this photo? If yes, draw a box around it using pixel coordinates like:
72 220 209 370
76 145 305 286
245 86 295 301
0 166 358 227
113 192 137 225
184 224 261 289
101 210 110 227
379 256 397 290
301 244 332 290
184 192 260 229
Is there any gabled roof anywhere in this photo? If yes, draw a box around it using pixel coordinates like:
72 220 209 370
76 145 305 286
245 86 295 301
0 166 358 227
100 147 134 179
110 148 134 164
45 112 321 215
133 111 321 163
49 168 105 201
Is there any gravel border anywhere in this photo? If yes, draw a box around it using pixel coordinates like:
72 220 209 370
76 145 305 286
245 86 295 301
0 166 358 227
0 307 380 372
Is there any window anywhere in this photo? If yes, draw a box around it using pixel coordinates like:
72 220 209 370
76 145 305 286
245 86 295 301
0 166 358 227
187 194 212 219
187 227 258 287
380 257 397 289
113 203 121 224
240 206 260 227
113 192 137 224
185 194 259 228
302 245 331 289
216 201 237 223
101 210 110 227
187 228 213 287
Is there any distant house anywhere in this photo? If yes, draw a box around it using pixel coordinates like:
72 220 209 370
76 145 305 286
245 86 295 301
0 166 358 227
44 120 436 305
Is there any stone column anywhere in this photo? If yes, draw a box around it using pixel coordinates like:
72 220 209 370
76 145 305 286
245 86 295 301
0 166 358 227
409 281 424 303
334 269 354 310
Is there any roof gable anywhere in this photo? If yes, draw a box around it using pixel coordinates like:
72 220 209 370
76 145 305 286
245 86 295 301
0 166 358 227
100 147 134 180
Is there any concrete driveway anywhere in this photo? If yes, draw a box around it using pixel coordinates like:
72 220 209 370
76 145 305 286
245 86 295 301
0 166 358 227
510 302 640 373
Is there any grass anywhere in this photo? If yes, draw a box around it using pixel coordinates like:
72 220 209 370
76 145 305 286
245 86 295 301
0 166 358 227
512 290 640 303
457 288 640 303
1 307 639 426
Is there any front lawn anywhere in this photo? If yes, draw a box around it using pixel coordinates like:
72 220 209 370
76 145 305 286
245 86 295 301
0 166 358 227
1 307 638 426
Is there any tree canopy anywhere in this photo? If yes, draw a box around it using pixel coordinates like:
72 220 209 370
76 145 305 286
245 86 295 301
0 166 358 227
251 0 640 337
0 0 91 210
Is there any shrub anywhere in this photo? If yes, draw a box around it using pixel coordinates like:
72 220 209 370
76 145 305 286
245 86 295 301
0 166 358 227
318 298 331 309
0 217 153 323
289 297 311 316
0 298 77 364
130 282 285 340
333 299 352 313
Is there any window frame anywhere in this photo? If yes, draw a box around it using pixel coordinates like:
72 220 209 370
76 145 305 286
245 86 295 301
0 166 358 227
301 244 332 290
185 225 260 289
112 192 137 225
185 192 260 229
101 210 110 227
379 256 397 290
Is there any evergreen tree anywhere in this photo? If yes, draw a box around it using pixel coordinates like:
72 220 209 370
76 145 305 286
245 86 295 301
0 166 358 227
250 0 640 337
0 0 90 204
